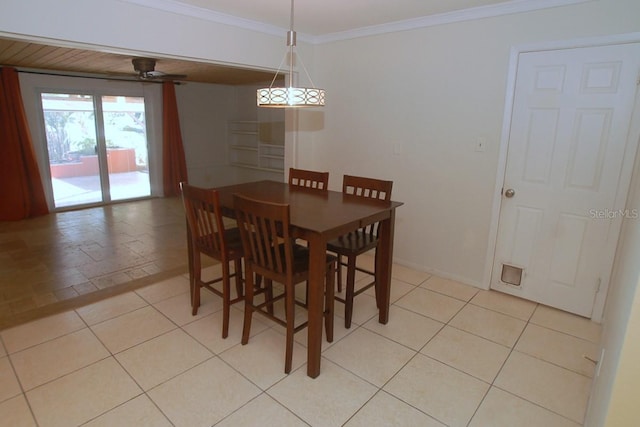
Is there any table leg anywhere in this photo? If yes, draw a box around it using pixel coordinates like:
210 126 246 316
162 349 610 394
306 232 325 378
376 209 396 324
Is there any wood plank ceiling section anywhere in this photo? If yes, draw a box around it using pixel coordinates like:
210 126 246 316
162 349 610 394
0 38 277 85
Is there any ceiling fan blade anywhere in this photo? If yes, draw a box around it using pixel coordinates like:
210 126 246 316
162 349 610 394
139 71 187 80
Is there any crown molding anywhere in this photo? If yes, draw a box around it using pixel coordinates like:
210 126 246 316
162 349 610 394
314 0 594 44
120 0 593 45
120 0 290 38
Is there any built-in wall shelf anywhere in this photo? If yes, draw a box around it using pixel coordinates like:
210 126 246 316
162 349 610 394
228 120 284 172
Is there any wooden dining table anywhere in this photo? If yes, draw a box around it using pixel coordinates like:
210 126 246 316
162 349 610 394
206 180 403 378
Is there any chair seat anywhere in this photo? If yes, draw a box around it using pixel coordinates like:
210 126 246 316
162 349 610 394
326 230 378 256
196 227 243 259
252 243 337 281
290 245 337 275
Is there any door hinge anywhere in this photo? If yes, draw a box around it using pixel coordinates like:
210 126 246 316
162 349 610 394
596 278 602 293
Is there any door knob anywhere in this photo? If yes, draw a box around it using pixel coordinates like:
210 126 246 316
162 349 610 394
504 188 515 198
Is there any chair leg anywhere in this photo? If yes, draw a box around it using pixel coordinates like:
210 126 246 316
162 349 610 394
373 248 381 309
325 261 335 343
284 281 295 374
344 255 357 328
241 268 255 346
336 255 343 293
304 281 309 308
191 252 201 316
221 262 231 339
234 258 243 298
265 278 274 315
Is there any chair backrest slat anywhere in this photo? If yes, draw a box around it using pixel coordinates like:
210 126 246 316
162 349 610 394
342 175 393 236
343 175 392 202
181 183 227 258
234 194 292 276
289 168 329 191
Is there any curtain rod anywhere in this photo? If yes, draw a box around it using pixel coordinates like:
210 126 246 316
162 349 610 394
9 67 182 84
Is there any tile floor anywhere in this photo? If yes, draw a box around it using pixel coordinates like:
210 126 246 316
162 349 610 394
0 197 188 329
0 256 601 426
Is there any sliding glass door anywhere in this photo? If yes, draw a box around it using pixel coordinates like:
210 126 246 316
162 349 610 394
41 93 151 209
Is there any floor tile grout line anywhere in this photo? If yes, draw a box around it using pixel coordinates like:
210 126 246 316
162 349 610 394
463 298 535 426
9 332 112 393
445 293 530 426
489 381 587 425
213 391 311 427
485 303 592 425
526 320 601 345
2 342 30 407
209 323 325 427
16 355 115 402
375 350 450 426
510 345 598 380
310 301 453 426
510 307 599 379
333 284 535 390
2 308 94 390
1 321 87 356
358 312 446 354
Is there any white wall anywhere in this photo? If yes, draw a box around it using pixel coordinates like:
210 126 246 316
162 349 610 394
310 0 640 287
601 279 640 426
586 128 640 425
176 81 284 187
174 82 237 187
228 83 285 184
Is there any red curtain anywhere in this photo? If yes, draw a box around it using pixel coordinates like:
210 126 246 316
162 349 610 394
162 81 188 196
0 67 49 220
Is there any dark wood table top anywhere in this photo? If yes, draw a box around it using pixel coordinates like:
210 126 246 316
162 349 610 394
215 180 403 237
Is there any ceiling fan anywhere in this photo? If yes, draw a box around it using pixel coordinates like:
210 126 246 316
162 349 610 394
131 58 187 81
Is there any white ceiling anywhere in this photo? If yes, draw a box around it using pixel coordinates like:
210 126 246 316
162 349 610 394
124 0 580 42
170 0 511 36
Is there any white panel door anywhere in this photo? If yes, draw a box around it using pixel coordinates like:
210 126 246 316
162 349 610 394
492 43 640 317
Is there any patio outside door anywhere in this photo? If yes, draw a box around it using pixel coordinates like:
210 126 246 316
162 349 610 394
41 93 151 209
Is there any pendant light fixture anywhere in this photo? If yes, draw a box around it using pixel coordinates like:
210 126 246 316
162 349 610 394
257 0 325 107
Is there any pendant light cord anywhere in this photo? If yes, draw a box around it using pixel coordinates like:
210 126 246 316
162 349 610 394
265 0 318 90
288 0 295 88
290 0 295 32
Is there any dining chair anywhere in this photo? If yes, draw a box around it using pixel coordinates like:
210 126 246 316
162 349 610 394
234 193 336 373
326 174 393 328
180 183 248 338
288 167 329 191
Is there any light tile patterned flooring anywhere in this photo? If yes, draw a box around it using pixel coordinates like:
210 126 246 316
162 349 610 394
0 198 188 329
0 262 601 426
0 199 602 426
